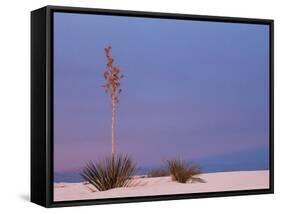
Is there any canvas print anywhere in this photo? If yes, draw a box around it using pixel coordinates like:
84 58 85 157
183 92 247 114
53 12 270 202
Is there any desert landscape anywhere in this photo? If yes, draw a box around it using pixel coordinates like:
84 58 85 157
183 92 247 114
54 170 269 201
53 13 270 202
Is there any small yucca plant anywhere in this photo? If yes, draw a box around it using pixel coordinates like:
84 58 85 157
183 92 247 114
81 154 137 191
167 159 201 183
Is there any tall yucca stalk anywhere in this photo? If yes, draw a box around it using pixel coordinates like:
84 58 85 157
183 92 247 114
102 46 124 160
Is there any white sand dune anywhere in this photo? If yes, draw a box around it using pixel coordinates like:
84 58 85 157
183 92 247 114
54 170 269 201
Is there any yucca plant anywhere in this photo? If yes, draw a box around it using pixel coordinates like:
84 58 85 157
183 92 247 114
167 159 201 183
81 154 137 191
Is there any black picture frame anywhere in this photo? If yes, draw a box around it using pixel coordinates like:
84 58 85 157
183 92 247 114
31 5 274 208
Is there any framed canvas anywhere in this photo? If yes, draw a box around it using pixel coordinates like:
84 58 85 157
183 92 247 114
31 5 274 208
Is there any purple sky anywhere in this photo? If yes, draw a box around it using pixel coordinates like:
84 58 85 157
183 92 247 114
53 12 269 173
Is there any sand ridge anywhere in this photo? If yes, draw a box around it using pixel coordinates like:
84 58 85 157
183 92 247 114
54 170 269 201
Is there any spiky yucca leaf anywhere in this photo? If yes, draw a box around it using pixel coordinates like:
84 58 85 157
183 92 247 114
81 154 137 191
167 159 201 183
